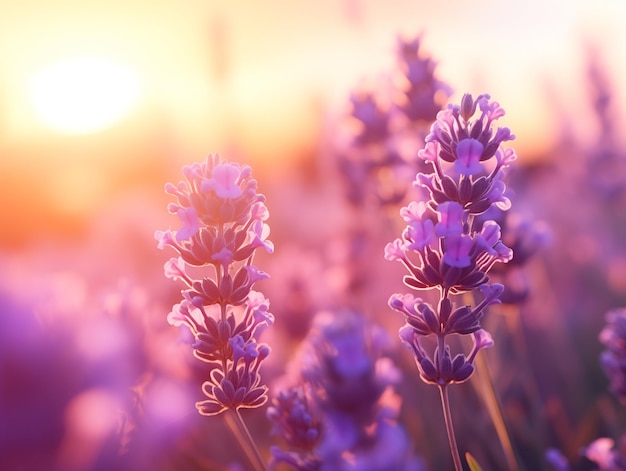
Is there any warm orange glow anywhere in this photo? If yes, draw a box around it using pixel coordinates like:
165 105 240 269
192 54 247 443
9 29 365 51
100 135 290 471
28 57 141 134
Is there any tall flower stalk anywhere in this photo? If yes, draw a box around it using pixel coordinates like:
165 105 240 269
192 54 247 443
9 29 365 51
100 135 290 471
155 154 274 471
385 93 517 470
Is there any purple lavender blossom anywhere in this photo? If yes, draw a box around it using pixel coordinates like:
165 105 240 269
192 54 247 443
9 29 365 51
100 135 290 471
600 308 626 404
394 35 453 124
387 93 515 387
267 386 323 471
268 311 424 471
156 154 274 416
336 34 451 209
416 94 516 214
386 93 516 470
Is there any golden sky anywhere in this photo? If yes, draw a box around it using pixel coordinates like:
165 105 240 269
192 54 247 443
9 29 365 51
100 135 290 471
0 0 624 244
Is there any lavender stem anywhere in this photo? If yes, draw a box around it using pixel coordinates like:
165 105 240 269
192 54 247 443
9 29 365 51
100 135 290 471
439 384 464 471
473 352 520 471
224 408 267 471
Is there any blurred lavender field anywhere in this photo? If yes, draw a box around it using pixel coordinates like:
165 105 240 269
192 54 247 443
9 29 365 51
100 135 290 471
1 1 626 470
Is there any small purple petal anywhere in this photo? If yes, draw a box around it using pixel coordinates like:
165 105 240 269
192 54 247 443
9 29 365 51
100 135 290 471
454 138 484 175
384 239 406 261
435 202 464 237
442 234 473 268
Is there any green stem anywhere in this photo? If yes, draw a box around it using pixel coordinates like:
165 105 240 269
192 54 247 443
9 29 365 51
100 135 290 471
224 408 267 471
474 353 520 471
439 385 464 471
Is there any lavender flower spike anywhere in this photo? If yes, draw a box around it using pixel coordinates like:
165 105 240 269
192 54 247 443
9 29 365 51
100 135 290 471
386 94 516 471
156 154 274 416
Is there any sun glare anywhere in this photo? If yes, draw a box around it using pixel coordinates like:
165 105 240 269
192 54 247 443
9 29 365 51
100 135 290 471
28 57 141 135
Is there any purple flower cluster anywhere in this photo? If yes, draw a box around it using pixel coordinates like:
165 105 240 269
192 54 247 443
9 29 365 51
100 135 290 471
338 35 451 208
600 308 626 404
155 154 274 416
394 35 453 124
386 93 516 387
267 311 424 471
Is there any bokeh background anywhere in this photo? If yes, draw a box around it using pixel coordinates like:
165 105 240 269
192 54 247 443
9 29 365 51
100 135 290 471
1 1 626 470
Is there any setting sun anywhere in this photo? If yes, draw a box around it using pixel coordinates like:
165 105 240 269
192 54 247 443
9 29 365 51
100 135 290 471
28 57 141 135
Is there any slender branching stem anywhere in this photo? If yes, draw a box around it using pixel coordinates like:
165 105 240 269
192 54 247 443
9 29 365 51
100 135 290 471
439 384 464 471
224 408 267 471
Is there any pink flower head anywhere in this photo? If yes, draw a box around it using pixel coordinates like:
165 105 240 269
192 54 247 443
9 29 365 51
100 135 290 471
583 438 617 470
250 220 274 254
244 265 270 285
175 206 201 241
405 219 435 252
202 163 243 199
167 300 202 329
154 229 176 250
435 202 464 237
417 141 440 163
388 292 422 312
454 138 484 176
478 96 506 123
400 201 428 224
467 329 494 364
163 257 188 282
384 239 407 261
246 290 268 311
250 201 270 222
414 172 437 191
398 324 417 347
442 234 473 268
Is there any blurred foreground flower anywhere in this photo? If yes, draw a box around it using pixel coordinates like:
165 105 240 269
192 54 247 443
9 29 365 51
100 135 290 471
600 308 626 404
0 276 175 471
267 310 424 471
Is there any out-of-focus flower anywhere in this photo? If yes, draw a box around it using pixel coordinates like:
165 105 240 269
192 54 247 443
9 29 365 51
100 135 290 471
268 311 424 471
394 35 453 124
600 308 626 404
581 437 626 471
545 448 571 471
335 34 451 209
475 206 551 305
0 273 175 471
156 154 274 416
